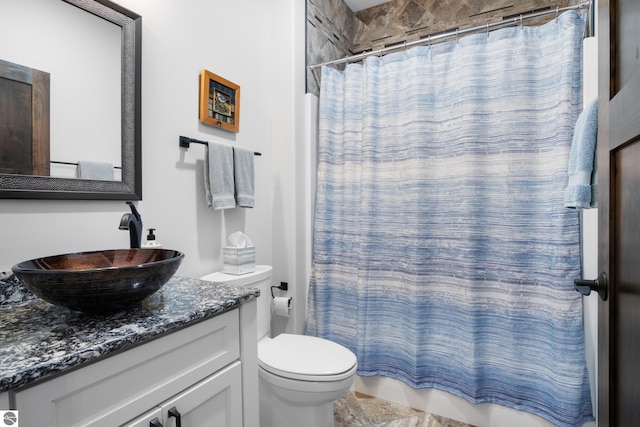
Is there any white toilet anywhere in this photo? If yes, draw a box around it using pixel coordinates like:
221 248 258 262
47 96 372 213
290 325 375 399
201 265 357 427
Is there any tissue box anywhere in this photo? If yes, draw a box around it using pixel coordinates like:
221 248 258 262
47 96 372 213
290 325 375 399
223 246 256 275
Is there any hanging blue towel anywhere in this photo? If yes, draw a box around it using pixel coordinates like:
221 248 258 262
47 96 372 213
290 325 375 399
233 146 255 208
564 97 598 209
204 141 235 209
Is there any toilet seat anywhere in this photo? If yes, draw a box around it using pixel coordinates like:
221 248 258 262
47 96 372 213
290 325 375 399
258 334 357 382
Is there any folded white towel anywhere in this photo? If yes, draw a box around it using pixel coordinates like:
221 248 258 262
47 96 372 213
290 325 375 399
233 146 255 208
564 97 598 209
76 160 114 181
204 141 235 209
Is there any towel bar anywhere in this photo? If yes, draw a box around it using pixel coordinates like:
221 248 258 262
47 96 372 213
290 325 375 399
179 136 262 156
51 160 122 170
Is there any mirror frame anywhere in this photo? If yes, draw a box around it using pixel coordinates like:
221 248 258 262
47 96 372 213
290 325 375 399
0 0 142 200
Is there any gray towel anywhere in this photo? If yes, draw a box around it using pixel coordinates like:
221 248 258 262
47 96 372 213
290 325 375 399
76 160 114 181
233 146 255 208
204 141 235 209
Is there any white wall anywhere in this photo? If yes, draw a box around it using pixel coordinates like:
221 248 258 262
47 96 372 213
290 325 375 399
268 0 308 336
0 0 305 315
581 35 599 426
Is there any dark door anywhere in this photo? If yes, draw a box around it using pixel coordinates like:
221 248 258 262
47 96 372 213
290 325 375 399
598 0 640 425
0 59 50 176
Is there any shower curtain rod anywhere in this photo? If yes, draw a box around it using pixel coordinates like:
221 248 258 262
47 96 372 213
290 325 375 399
308 1 592 70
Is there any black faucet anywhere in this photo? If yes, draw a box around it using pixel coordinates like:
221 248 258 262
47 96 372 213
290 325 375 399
119 201 143 248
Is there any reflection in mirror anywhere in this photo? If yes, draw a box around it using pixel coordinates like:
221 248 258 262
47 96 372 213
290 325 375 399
0 0 141 200
0 59 50 177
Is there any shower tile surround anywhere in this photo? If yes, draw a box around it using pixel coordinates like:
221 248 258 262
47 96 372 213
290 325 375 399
334 392 475 427
306 0 583 95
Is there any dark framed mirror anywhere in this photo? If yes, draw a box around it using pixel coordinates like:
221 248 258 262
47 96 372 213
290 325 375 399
0 0 141 200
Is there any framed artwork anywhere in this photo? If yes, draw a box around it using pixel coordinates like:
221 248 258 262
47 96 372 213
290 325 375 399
199 69 240 132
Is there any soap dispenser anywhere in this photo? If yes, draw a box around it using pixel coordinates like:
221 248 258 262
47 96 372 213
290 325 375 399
142 228 163 249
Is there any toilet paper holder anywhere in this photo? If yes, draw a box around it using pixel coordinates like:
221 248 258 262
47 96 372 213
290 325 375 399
271 281 288 298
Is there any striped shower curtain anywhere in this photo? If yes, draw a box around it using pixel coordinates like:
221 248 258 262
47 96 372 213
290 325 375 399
306 11 592 427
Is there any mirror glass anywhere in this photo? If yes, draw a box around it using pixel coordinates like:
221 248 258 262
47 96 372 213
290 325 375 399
0 0 141 200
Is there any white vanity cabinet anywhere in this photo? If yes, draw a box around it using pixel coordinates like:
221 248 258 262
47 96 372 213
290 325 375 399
124 362 242 427
5 299 258 427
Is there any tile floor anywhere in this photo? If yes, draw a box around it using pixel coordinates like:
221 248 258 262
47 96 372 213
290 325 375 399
334 392 475 427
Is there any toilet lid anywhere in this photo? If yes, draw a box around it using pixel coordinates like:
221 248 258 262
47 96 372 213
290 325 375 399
258 334 357 381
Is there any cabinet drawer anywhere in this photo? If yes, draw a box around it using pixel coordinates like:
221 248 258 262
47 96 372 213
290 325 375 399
13 310 240 427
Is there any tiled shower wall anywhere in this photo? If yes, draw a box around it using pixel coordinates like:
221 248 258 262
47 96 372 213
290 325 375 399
306 0 583 95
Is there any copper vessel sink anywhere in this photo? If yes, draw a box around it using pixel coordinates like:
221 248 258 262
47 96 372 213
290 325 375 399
12 249 184 314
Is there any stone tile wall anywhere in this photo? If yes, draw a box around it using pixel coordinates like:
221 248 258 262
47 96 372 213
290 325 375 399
307 0 585 95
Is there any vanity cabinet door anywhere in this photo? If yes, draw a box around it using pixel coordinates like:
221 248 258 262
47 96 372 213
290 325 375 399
123 407 163 427
161 361 242 427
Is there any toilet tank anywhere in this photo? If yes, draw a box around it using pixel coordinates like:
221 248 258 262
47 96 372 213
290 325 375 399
200 265 272 340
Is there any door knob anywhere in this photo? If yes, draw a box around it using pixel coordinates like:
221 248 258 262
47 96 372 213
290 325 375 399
574 272 607 301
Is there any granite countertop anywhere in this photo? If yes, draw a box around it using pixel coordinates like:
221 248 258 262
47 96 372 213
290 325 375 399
0 275 259 393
